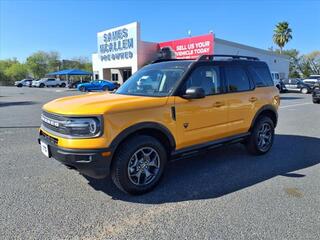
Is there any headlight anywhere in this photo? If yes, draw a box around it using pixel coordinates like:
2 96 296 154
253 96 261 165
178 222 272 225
62 118 101 137
41 113 102 138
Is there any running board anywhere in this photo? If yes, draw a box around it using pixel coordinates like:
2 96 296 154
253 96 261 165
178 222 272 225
171 132 250 160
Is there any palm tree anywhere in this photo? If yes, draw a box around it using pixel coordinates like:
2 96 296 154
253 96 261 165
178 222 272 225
273 22 292 54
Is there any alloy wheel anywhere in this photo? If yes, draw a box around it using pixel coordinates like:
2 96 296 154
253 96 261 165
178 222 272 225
301 88 308 94
127 147 160 186
257 123 273 152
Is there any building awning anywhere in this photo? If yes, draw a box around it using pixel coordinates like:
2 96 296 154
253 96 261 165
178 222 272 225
46 69 92 76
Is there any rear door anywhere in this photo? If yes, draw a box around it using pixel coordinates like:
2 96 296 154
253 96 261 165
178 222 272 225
288 79 299 91
47 79 56 86
224 63 256 135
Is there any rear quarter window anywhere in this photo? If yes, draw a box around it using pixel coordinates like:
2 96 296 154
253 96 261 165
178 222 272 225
248 65 274 87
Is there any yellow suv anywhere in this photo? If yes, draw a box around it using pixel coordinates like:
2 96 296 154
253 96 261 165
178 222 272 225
38 55 280 194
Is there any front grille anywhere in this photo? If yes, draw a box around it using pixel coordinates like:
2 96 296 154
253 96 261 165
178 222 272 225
41 111 68 135
40 130 58 145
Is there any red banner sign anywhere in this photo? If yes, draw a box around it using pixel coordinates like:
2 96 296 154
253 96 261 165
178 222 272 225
159 34 214 59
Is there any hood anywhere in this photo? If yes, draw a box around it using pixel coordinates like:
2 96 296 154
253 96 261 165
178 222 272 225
43 92 168 115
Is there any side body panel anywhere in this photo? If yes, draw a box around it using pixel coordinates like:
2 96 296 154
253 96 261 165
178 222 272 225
174 95 229 149
227 87 279 135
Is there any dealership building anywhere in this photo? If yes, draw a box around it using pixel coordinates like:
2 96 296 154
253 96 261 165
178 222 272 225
92 22 289 84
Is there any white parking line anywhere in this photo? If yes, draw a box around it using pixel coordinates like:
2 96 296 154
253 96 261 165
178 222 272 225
280 103 312 109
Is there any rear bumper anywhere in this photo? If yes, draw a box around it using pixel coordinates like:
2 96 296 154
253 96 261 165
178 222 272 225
38 135 112 179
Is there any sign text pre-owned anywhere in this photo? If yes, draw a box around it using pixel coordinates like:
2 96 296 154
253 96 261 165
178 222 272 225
99 28 134 62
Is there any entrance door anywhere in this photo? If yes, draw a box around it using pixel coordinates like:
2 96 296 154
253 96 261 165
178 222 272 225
122 69 132 82
174 65 229 149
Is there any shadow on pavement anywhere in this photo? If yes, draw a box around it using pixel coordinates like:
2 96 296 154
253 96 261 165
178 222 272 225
280 96 304 100
85 134 320 204
0 101 37 107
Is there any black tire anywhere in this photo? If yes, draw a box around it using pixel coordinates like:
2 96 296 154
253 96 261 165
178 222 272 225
17 84 22 87
60 83 66 88
111 135 167 195
245 116 275 155
301 87 308 94
313 99 320 104
102 85 109 91
39 83 45 88
79 86 86 92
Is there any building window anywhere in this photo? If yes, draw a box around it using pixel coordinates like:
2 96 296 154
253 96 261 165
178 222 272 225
112 73 119 81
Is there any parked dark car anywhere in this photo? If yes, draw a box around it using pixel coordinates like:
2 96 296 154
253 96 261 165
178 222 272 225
278 80 288 93
312 83 320 104
68 80 89 89
304 79 320 86
282 78 312 94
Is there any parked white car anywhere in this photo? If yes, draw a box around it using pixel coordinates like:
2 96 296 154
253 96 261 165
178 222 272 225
32 78 67 88
14 79 33 87
303 75 320 85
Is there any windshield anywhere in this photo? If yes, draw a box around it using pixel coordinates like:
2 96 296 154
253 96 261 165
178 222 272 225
115 61 193 97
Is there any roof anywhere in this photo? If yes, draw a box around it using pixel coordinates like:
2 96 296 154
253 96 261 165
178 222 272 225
215 37 290 60
46 69 92 76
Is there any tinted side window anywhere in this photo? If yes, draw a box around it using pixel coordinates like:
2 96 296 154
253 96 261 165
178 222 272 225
283 79 289 84
248 66 274 87
225 65 251 92
184 66 222 96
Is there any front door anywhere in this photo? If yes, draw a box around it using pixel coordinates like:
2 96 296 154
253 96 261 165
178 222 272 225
174 65 229 150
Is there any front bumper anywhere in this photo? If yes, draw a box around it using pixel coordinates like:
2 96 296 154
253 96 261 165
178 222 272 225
38 133 112 179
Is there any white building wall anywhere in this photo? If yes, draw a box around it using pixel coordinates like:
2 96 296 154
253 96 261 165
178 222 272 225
214 38 290 78
92 22 141 81
92 53 102 79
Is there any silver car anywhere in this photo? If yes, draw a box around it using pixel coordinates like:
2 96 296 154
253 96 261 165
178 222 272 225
14 79 33 87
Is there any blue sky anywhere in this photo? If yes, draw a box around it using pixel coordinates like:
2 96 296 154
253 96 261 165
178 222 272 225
1 0 319 61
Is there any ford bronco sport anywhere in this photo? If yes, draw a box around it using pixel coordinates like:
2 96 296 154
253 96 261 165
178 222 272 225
38 55 280 195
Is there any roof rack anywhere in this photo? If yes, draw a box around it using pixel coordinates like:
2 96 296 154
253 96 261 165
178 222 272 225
198 54 259 61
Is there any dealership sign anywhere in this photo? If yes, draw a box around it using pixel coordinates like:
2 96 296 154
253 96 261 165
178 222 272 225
159 34 214 59
97 22 138 62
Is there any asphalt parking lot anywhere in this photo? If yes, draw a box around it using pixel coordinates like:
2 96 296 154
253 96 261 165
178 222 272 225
0 86 319 240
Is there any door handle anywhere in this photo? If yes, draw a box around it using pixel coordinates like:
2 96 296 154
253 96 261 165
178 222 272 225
212 101 225 107
249 97 258 102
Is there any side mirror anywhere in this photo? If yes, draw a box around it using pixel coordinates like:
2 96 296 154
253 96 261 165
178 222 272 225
182 87 205 99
